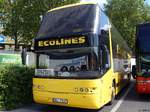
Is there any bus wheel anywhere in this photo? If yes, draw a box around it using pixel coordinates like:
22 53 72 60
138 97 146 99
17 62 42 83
108 83 116 105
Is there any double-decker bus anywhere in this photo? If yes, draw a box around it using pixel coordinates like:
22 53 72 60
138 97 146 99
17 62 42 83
33 2 132 109
132 23 150 94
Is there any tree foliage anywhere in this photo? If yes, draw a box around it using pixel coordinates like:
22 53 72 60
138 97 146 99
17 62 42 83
0 0 79 49
0 65 34 110
105 0 150 51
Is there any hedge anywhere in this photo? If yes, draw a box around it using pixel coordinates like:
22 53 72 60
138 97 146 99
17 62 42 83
0 65 34 110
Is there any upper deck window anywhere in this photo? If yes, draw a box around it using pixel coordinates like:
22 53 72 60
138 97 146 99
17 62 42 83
37 4 98 38
137 24 150 53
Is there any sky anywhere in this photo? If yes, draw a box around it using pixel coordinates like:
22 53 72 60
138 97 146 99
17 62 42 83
81 0 150 6
146 0 150 5
81 0 107 8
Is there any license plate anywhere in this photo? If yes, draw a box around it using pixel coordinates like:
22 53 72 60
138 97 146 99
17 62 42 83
52 98 68 104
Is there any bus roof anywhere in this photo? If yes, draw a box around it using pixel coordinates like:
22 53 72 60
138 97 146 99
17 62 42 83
48 2 97 12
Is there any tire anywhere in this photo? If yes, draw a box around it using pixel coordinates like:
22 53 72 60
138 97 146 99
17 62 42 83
108 83 116 105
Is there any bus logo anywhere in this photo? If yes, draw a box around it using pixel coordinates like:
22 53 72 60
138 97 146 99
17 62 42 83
38 36 86 47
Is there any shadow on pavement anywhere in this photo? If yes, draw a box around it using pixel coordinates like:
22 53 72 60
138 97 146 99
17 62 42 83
42 105 101 112
4 103 101 112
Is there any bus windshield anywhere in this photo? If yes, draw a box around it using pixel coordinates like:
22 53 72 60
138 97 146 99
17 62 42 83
37 4 97 38
35 48 99 79
140 54 150 76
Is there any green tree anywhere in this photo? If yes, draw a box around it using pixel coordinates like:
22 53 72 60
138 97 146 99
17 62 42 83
1 0 79 50
105 0 150 51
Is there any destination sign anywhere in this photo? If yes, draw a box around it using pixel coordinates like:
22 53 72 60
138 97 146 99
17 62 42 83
34 36 89 50
38 36 85 47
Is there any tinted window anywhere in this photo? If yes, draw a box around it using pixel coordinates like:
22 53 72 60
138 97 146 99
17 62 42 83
99 11 110 72
37 4 97 38
137 24 150 52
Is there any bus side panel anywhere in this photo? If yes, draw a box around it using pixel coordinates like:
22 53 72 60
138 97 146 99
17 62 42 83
112 59 131 95
136 77 150 94
100 69 113 104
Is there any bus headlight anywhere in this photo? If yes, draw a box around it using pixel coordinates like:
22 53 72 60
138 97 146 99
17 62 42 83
74 87 97 93
33 84 44 90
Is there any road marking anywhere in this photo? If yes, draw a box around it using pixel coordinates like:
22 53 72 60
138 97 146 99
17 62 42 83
110 83 134 112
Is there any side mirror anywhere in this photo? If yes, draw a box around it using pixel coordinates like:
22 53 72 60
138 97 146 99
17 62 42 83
132 65 136 79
